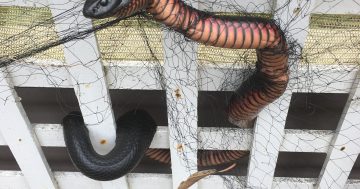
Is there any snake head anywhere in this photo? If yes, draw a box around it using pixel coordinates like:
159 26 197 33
83 0 131 18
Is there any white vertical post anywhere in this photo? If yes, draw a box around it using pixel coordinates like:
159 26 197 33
49 0 117 155
0 70 58 189
246 92 292 188
274 0 315 46
246 1 314 188
316 71 360 189
163 28 199 189
49 1 129 186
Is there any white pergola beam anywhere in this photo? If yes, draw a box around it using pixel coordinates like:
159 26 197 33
312 0 360 14
245 0 315 187
198 0 273 13
0 125 336 153
101 178 129 189
246 92 292 188
7 62 358 93
48 2 129 188
49 0 117 155
274 0 315 47
162 31 199 188
2 171 360 189
316 71 360 189
0 71 58 189
6 61 162 90
280 129 333 153
0 0 49 7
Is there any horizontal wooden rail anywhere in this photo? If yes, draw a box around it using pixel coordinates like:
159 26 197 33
6 62 358 93
0 124 334 153
1 171 360 189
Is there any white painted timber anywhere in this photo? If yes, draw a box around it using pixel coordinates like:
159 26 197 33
6 61 358 93
312 0 360 14
6 61 161 90
280 129 333 153
316 71 360 189
274 0 315 48
49 0 117 155
273 177 360 189
198 0 273 13
0 0 49 7
0 70 58 189
0 129 5 145
289 65 358 94
246 92 292 189
0 125 336 153
101 177 129 189
246 1 316 187
1 171 360 189
162 30 199 188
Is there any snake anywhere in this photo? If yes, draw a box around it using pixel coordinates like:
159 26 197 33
62 110 156 181
61 0 289 181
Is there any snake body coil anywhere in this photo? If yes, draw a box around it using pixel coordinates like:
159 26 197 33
62 110 156 181
62 0 289 180
146 149 248 167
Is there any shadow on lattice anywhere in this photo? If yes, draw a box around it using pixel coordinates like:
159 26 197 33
14 87 168 125
273 92 354 178
3 89 357 177
285 93 349 130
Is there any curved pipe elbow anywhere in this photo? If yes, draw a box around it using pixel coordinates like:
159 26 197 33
62 110 157 181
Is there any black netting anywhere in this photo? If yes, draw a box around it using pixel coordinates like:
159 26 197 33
1 0 359 188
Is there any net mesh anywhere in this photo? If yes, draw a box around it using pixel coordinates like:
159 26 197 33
0 0 360 188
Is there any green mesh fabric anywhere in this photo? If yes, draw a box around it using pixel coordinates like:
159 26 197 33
0 6 65 61
0 7 359 65
94 17 163 62
303 14 360 65
0 7 163 63
310 14 360 29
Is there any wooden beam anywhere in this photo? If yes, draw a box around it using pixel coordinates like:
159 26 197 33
0 125 335 153
312 0 360 14
9 60 358 93
246 0 315 188
280 129 333 153
316 71 360 189
200 63 358 93
101 177 129 189
198 0 273 13
274 0 315 47
2 171 360 189
7 61 161 90
0 70 58 189
0 0 49 7
162 30 199 188
48 1 130 186
245 92 292 188
49 0 117 155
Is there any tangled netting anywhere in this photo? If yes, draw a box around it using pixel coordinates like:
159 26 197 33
1 0 360 188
